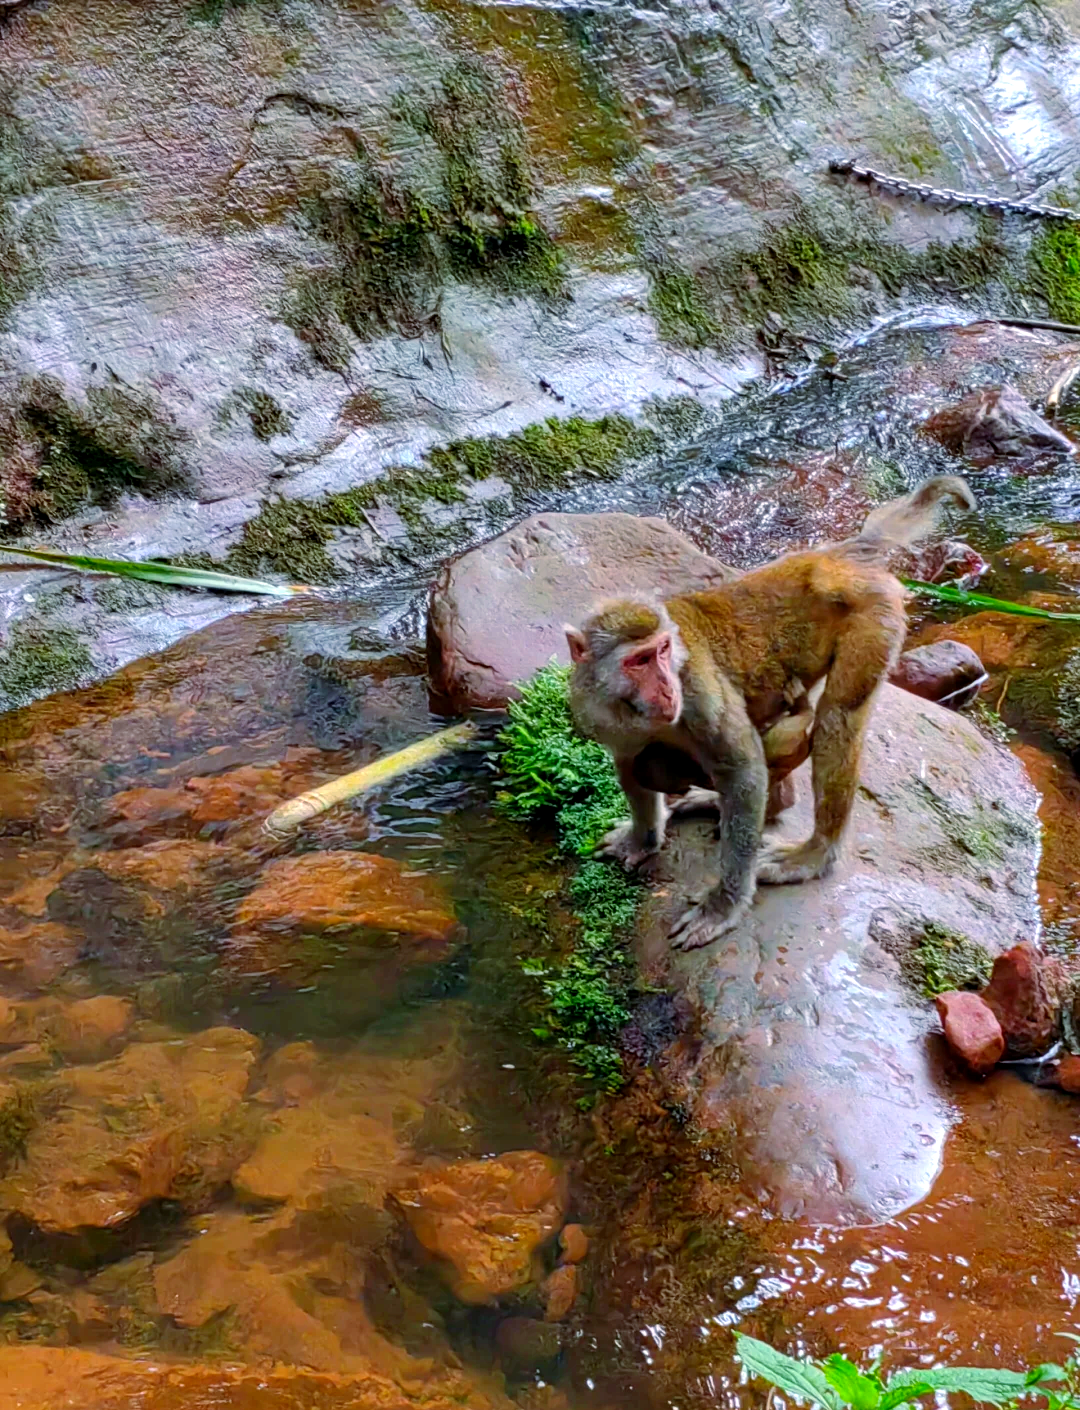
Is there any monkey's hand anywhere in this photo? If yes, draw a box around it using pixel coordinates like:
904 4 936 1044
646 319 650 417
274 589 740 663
594 821 662 871
756 837 837 885
668 895 747 951
665 785 719 818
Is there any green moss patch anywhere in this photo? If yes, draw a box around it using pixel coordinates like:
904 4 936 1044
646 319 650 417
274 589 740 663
0 623 93 710
284 57 564 365
1028 222 1080 324
220 387 294 444
907 921 993 998
197 410 662 583
497 663 641 1095
0 1084 37 1173
0 376 191 530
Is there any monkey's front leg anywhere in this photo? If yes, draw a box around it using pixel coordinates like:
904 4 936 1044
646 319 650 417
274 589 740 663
594 758 668 871
668 710 769 952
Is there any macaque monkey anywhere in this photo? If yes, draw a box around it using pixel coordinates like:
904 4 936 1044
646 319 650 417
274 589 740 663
565 475 975 951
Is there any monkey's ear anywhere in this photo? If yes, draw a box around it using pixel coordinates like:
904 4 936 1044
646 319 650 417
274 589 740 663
564 626 590 664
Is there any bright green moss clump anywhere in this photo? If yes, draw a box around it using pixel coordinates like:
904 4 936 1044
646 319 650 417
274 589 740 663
498 663 642 1093
1029 222 1080 324
911 921 993 997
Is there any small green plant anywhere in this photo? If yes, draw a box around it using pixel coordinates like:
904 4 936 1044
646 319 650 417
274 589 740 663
734 1332 1080 1410
914 921 993 997
498 663 641 1093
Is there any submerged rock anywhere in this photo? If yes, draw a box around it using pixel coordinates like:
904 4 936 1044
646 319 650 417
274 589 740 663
1 1027 260 1232
637 685 1040 1225
392 1151 568 1303
922 384 1076 464
936 991 1005 1074
427 512 734 710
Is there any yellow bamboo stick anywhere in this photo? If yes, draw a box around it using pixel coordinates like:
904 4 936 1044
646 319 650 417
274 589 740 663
262 721 478 838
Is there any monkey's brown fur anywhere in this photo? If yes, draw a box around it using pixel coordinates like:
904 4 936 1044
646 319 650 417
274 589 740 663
567 474 975 951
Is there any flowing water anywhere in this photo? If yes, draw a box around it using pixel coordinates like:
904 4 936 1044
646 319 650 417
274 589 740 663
2 317 1080 1406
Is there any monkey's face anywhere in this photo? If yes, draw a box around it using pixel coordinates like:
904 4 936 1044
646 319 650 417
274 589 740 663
618 630 683 724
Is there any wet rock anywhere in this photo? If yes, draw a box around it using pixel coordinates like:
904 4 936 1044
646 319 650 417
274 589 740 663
233 852 457 943
495 1316 565 1372
227 852 459 984
980 942 1058 1058
889 640 986 709
0 920 81 989
904 539 988 587
559 1223 589 1265
541 1263 579 1321
998 536 1080 592
922 385 1076 464
1 1027 260 1232
935 991 1005 1075
427 513 735 710
393 1151 568 1303
0 1344 514 1410
639 685 1039 1224
1051 1054 1080 1095
0 995 133 1064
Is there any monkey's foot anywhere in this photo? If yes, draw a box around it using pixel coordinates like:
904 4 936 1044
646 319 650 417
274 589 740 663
756 838 836 885
666 786 719 818
668 899 745 951
594 822 662 871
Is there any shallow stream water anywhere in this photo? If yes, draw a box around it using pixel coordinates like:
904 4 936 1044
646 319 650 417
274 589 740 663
2 317 1080 1406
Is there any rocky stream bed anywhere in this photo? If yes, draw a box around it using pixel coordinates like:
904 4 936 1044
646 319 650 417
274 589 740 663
6 1 1080 1407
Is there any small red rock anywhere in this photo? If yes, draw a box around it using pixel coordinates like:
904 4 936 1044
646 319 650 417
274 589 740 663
935 991 1005 1074
558 1224 589 1265
1054 1054 1080 1094
981 941 1057 1057
541 1264 578 1322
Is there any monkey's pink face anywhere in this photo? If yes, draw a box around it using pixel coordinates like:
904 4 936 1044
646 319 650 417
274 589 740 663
622 631 682 723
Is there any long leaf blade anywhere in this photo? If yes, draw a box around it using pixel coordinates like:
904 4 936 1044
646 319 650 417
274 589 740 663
824 1355 882 1410
902 579 1080 623
887 1365 1030 1405
734 1334 842 1410
0 545 307 597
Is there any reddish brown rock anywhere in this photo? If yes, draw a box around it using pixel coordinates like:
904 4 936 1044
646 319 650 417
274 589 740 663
1 1027 261 1232
913 612 1046 673
998 535 1080 591
889 640 986 708
0 1345 513 1410
922 384 1076 463
427 512 735 711
1053 1054 1080 1094
935 991 1005 1074
541 1263 579 1321
232 852 457 949
0 920 80 988
981 941 1058 1058
0 995 133 1064
393 1151 568 1303
559 1223 589 1264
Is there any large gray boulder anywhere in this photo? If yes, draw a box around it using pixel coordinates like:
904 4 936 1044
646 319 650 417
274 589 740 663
427 512 735 710
638 685 1040 1226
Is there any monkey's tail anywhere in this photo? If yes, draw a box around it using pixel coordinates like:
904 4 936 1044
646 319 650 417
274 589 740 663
838 475 975 559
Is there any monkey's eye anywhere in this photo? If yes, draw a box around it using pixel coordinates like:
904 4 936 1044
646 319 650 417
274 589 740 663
624 652 652 670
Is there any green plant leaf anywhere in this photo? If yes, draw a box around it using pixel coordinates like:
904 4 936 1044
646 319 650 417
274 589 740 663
879 1384 932 1410
1026 1364 1068 1386
902 580 1080 623
734 1334 842 1409
0 546 307 597
824 1355 882 1410
888 1365 1030 1405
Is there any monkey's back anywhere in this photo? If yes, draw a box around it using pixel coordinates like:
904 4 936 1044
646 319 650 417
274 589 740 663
666 548 906 706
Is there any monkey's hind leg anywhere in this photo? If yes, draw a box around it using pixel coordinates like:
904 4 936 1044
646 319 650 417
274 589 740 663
594 757 669 870
755 637 891 879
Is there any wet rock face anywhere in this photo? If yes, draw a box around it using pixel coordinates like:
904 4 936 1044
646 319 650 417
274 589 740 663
922 385 1075 465
636 685 1040 1225
428 512 734 709
392 1151 568 1303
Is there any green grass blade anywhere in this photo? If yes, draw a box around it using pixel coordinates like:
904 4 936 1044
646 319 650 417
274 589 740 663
902 579 1080 623
0 546 308 598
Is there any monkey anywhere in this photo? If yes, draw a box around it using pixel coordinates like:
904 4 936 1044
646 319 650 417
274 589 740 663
564 474 975 952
